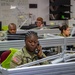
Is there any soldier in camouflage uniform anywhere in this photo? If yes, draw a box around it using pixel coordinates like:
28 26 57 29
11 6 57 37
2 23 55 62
59 24 70 37
10 31 49 68
59 24 73 50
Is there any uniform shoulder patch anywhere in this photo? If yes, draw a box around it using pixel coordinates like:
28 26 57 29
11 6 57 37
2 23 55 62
12 57 22 65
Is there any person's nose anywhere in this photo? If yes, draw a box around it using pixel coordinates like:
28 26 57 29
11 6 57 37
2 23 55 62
31 42 35 46
11 30 14 32
12 30 16 33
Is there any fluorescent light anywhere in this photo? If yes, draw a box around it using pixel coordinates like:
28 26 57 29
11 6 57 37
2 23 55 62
10 5 16 9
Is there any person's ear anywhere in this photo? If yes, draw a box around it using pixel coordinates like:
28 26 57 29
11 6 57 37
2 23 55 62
63 30 66 34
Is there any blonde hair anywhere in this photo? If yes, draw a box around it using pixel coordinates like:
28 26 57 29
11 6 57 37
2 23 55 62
36 17 43 24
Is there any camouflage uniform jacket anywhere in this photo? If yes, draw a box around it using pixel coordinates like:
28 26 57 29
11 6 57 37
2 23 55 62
10 46 49 68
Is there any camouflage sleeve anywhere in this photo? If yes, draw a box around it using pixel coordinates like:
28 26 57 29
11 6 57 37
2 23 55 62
10 50 23 68
40 53 50 65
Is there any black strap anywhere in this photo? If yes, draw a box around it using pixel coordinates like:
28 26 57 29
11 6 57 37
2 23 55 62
22 49 33 63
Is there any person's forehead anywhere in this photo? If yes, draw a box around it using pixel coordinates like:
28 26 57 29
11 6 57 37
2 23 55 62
9 25 16 29
66 27 70 30
37 21 42 22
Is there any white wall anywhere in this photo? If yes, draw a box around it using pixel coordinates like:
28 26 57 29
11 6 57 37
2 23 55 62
0 0 29 27
28 0 49 25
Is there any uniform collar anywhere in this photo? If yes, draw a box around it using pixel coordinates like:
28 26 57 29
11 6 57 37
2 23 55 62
59 33 69 37
22 46 37 59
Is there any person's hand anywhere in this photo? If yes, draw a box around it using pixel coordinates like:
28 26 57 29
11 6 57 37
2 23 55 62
36 45 43 58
